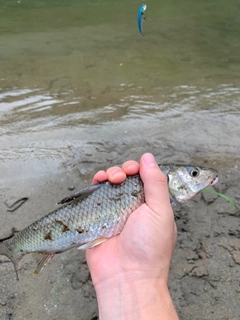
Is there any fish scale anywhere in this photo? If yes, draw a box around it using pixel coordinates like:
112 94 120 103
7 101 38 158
6 175 144 256
0 164 218 279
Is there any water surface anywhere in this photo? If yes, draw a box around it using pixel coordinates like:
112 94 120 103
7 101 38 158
0 0 240 181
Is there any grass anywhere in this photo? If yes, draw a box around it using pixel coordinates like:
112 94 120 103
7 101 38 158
203 189 239 211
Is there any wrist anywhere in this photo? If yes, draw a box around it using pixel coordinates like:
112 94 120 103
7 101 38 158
94 274 179 320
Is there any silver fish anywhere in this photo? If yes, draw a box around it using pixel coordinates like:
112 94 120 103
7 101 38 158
0 164 218 280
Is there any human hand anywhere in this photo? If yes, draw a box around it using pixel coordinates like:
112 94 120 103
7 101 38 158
86 153 178 320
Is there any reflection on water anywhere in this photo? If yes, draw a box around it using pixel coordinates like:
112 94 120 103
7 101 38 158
1 84 239 134
1 83 239 182
0 0 240 180
0 89 61 113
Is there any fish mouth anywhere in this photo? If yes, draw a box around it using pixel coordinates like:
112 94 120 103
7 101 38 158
195 176 218 197
210 176 218 186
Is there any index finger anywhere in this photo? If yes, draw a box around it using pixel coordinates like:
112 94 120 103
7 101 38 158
92 160 139 185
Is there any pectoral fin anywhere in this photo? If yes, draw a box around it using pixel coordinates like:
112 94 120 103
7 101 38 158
32 252 55 275
77 238 107 250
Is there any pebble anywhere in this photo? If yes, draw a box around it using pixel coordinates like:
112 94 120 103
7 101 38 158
0 300 7 306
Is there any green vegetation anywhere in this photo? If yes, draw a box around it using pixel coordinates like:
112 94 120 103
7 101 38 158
203 189 239 210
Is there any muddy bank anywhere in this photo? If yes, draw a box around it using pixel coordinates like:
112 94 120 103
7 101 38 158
0 152 239 320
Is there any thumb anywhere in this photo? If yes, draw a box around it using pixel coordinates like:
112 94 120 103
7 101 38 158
139 153 173 219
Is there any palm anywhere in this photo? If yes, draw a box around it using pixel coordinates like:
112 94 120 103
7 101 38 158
86 203 176 286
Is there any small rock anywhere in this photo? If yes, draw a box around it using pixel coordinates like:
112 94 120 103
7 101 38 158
187 253 199 261
232 251 240 265
8 313 13 320
0 300 6 306
190 265 209 278
228 228 240 237
209 281 217 289
229 260 234 267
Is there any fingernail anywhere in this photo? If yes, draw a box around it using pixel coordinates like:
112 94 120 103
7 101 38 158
124 163 136 171
143 153 157 167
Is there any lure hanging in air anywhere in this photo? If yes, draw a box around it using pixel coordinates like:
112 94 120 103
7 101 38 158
138 4 147 35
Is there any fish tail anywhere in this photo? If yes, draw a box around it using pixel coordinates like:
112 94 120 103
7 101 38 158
0 241 22 280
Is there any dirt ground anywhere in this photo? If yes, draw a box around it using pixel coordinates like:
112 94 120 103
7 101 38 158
0 160 239 320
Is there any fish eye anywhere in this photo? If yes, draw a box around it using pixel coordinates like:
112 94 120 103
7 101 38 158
187 166 200 178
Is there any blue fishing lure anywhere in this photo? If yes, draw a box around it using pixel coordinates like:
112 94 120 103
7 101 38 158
137 4 147 35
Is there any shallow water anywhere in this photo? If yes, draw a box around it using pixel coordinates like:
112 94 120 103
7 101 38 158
0 0 240 181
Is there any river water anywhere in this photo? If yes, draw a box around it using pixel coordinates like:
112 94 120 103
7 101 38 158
0 0 240 179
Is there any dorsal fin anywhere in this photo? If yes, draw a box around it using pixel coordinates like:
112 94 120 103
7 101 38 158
58 184 102 205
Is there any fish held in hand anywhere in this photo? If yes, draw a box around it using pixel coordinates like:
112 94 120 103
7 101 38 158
0 164 218 280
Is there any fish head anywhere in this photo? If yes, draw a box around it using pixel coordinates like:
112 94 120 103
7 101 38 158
167 165 218 204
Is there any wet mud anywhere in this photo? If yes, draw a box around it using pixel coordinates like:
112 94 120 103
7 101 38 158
0 144 239 320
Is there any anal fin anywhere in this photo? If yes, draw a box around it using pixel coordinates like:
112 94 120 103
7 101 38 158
32 252 55 275
78 238 107 250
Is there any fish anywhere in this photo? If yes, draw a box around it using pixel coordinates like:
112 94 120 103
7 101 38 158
0 164 218 280
138 4 147 35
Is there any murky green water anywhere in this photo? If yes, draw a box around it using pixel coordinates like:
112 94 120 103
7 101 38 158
0 0 240 180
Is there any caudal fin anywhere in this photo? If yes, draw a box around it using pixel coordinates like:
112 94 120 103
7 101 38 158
0 242 22 280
